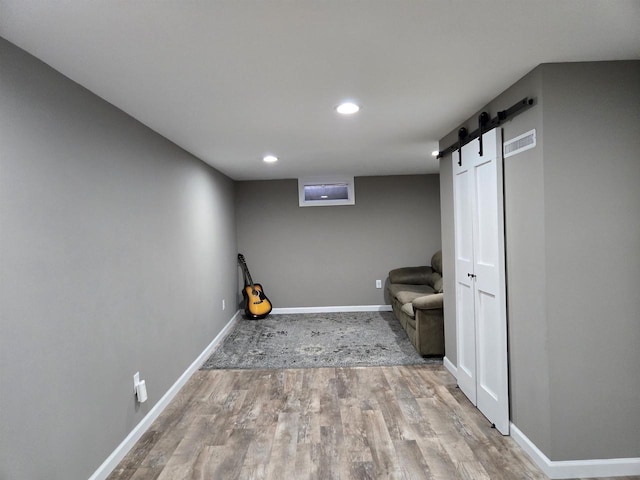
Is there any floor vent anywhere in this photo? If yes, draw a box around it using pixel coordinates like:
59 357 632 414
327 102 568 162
504 129 536 158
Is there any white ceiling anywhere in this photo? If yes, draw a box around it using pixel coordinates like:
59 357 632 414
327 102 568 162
1 1 638 180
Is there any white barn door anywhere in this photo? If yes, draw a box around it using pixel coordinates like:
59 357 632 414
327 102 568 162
452 149 477 405
452 128 509 434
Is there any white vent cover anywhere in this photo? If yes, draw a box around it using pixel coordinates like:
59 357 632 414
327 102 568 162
504 129 536 158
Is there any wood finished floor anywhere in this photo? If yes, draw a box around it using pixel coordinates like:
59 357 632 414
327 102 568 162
107 365 633 480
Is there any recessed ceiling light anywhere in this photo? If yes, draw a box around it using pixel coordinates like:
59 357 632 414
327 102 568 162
431 150 440 157
336 102 360 115
263 155 278 163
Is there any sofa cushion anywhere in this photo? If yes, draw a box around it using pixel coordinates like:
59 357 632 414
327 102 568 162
434 275 443 293
388 266 432 285
426 272 443 293
388 283 435 304
431 250 443 275
412 293 444 310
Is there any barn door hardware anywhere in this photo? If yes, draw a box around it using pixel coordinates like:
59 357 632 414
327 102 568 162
457 127 468 166
478 111 490 156
438 97 535 160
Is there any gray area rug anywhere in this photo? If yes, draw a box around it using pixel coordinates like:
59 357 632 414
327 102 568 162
201 311 441 370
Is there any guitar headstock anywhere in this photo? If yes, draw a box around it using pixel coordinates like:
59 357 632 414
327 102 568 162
237 253 246 264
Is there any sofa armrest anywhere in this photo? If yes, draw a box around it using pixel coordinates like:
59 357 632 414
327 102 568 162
412 293 443 310
389 266 433 285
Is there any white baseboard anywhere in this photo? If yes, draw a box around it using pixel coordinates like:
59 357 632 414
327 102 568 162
271 305 393 314
510 422 640 479
89 310 242 480
443 356 457 378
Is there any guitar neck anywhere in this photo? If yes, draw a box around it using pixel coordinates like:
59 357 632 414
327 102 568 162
238 255 255 288
244 266 255 288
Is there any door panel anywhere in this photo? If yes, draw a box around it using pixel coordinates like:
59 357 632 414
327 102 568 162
452 129 510 435
456 280 476 404
454 163 474 269
474 158 499 269
473 129 509 435
452 150 477 404
476 290 500 401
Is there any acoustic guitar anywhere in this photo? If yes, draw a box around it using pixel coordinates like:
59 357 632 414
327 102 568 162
238 253 272 319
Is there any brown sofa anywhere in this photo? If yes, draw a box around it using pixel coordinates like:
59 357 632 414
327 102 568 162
387 250 444 356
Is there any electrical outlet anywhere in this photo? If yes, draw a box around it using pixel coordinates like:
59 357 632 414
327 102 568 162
222 299 226 310
376 279 382 289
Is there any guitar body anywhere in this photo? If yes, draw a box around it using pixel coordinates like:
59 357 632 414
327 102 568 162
238 253 272 320
242 283 272 319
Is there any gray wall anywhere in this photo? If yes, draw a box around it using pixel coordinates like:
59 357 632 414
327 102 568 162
0 38 238 480
439 61 640 462
236 175 441 308
542 62 640 460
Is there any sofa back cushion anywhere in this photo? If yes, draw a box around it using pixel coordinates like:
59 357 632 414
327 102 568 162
389 266 432 285
431 250 443 274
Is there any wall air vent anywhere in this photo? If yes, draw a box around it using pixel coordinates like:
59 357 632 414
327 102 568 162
503 129 536 158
